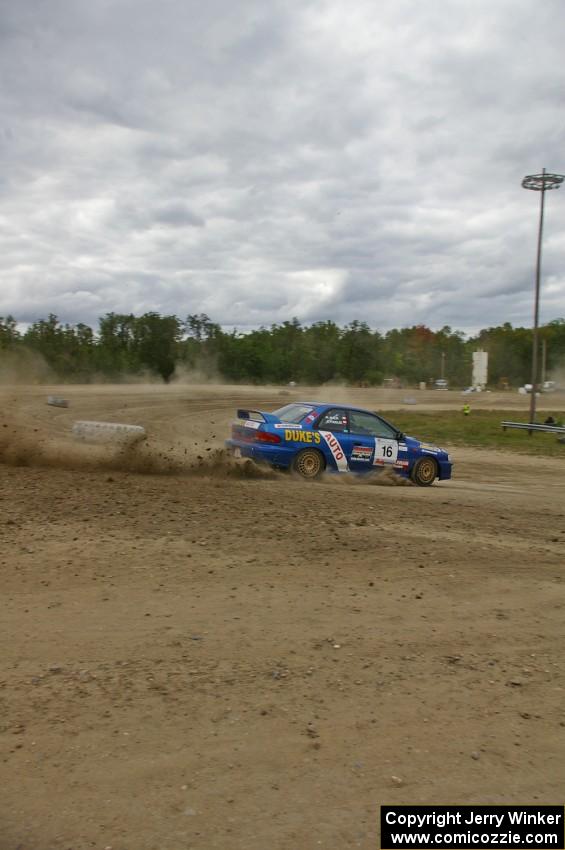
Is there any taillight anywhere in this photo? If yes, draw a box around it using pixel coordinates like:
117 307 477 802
255 431 282 444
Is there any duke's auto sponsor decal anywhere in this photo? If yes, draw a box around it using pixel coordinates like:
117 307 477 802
351 445 373 461
319 431 348 472
284 429 321 444
373 438 398 465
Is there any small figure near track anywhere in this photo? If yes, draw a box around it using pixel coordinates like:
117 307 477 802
462 404 471 416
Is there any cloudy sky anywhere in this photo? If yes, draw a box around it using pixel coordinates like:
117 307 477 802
1 0 564 334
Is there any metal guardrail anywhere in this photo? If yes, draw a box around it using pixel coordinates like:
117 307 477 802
501 420 565 435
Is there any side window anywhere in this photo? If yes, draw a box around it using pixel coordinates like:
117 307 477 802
349 410 397 438
317 408 349 432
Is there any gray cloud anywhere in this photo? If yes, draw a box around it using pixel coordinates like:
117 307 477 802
1 0 564 335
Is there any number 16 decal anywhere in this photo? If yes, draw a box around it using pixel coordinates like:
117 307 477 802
373 438 398 465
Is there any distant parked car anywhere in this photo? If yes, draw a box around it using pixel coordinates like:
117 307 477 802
434 379 449 390
522 381 556 394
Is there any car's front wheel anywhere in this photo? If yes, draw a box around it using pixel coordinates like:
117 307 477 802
291 448 325 480
410 456 437 486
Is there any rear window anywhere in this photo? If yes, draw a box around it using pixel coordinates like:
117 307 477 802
271 403 315 423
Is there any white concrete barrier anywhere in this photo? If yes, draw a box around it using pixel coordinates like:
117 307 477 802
72 421 146 443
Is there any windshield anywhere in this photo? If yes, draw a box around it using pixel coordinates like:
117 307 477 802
271 403 315 423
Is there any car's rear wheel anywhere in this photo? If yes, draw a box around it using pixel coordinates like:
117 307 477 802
410 456 437 486
292 448 325 480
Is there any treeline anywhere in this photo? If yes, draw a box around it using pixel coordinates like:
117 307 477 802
1 312 564 387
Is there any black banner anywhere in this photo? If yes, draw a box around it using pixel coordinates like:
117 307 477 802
381 806 564 849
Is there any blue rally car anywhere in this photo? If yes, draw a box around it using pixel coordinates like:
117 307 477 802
226 401 452 486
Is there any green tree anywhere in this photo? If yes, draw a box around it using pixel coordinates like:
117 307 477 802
132 313 183 382
0 315 20 349
337 321 381 383
469 323 532 386
301 321 341 383
97 313 138 375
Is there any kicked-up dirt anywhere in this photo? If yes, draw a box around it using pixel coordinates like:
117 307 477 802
1 385 564 850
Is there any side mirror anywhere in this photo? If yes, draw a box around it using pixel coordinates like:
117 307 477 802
396 430 404 441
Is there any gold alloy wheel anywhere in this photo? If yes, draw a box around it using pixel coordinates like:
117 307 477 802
412 456 437 486
293 448 324 479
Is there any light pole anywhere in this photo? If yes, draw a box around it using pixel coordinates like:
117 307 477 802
521 169 564 424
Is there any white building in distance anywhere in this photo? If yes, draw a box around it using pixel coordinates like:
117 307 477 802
472 350 488 388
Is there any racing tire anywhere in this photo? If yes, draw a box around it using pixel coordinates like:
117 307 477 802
410 456 438 487
291 448 325 480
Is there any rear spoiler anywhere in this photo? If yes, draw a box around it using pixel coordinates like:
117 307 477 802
236 409 279 424
237 408 266 422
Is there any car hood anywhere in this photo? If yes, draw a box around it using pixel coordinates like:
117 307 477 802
404 434 449 456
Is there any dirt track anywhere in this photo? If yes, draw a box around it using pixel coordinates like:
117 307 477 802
1 385 565 850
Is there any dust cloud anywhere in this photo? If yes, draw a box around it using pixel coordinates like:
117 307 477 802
0 348 54 385
0 423 278 480
171 358 222 385
0 420 411 485
547 362 565 391
321 467 413 487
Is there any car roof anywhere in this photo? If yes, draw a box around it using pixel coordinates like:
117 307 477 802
296 401 378 415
